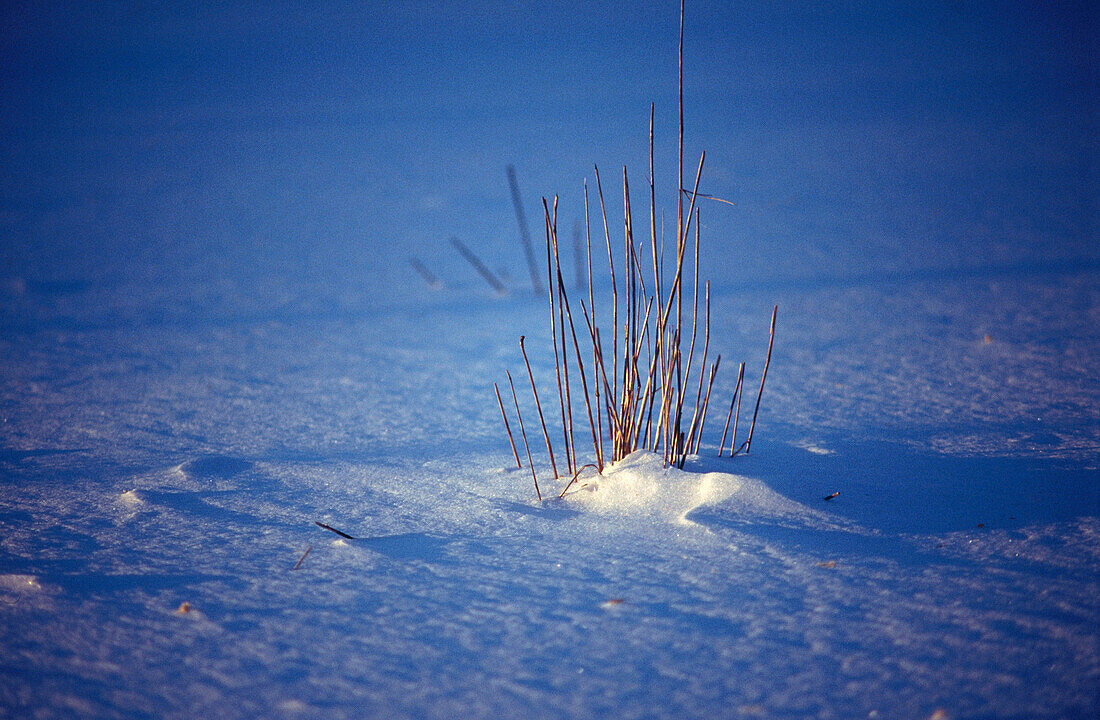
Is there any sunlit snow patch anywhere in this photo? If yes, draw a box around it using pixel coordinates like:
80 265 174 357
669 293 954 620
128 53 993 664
0 574 43 593
118 489 144 506
791 439 835 455
114 489 146 522
561 450 842 530
0 574 53 609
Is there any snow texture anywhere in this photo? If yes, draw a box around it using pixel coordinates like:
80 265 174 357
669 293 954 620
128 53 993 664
1 274 1097 719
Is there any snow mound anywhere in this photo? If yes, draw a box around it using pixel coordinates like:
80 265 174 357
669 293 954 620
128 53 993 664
0 574 43 594
0 574 53 610
118 489 144 507
563 450 839 530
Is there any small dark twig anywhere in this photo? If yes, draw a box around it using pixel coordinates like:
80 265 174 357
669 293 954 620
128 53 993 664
521 335 558 481
573 220 586 292
679 188 735 207
494 382 521 468
507 370 540 501
744 305 777 454
728 363 746 456
717 361 743 457
558 463 600 498
292 545 313 570
314 521 356 539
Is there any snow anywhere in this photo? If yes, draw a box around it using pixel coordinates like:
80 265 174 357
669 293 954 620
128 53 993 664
1 275 1096 719
564 450 843 531
2 2 1098 718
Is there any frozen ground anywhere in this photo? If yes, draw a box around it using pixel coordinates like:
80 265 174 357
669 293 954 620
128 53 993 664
0 265 1096 719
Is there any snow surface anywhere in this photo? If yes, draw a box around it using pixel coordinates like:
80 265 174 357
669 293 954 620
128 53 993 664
0 271 1097 719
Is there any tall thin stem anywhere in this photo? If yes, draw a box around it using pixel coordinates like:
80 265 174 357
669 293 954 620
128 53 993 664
594 166 618 406
520 336 558 479
494 382 521 468
544 199 573 475
584 180 604 467
744 305 778 454
718 362 744 457
507 370 540 500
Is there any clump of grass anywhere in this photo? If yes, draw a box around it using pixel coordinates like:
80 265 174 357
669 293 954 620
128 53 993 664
495 0 777 497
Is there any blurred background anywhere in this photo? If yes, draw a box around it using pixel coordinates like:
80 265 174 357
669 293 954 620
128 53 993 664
1 0 1096 306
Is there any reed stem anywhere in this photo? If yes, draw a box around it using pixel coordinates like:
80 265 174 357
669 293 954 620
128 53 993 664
507 370 540 500
494 382 521 468
520 336 558 479
743 304 778 454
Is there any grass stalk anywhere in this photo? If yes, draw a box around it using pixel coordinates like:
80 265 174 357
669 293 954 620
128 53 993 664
675 211 704 454
544 198 575 476
742 304 777 454
584 180 605 466
507 370 540 500
558 463 599 498
553 202 577 475
573 220 585 292
551 216 603 471
314 521 355 539
683 280 712 459
291 545 312 571
594 166 619 404
729 362 746 456
520 335 558 479
649 103 662 310
718 361 744 457
691 355 720 455
494 382 521 468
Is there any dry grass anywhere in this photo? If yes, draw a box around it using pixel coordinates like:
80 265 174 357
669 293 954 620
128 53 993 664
495 0 777 496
